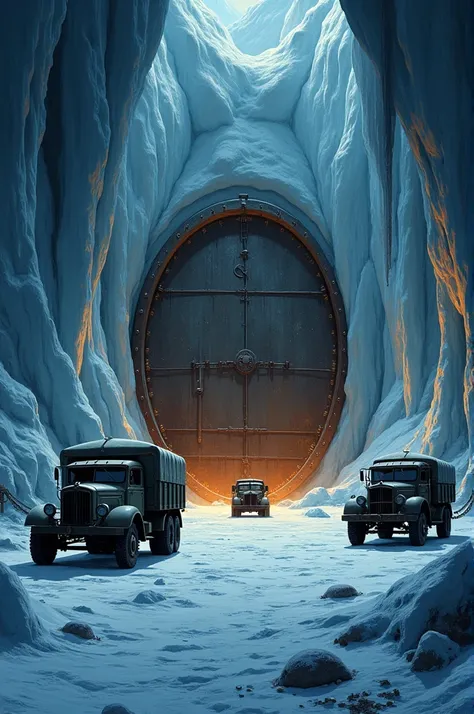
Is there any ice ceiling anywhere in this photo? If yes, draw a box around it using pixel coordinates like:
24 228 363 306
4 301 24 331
0 0 472 507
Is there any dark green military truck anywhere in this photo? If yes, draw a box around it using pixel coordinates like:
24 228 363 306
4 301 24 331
25 438 186 569
342 452 456 546
231 479 270 517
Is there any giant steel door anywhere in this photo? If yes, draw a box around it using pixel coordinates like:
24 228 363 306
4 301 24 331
132 197 347 502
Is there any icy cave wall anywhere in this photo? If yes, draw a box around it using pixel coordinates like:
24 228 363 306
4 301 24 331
0 0 472 508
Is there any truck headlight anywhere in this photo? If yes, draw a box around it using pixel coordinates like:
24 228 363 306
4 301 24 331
395 494 406 506
43 503 56 517
356 496 366 507
232 497 241 505
96 503 110 518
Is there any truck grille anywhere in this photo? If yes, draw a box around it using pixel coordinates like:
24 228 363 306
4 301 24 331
369 488 393 514
243 493 258 506
61 490 92 525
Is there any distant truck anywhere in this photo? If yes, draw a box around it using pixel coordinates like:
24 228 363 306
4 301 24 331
25 438 186 569
231 479 270 517
342 452 456 546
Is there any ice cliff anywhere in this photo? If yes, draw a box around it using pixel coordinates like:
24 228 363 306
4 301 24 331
0 0 472 507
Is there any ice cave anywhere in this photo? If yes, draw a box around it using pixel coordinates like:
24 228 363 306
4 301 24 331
0 1 473 714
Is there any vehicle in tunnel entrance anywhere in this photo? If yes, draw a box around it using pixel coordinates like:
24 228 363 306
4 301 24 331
25 438 186 569
231 478 270 517
342 452 456 547
133 196 348 504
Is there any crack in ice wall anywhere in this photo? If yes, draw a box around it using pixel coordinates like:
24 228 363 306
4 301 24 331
0 0 471 510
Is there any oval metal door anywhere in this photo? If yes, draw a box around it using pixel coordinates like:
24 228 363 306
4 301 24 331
132 197 347 502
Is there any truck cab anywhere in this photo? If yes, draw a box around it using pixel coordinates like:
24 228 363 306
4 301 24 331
25 438 186 569
342 452 456 546
231 479 270 517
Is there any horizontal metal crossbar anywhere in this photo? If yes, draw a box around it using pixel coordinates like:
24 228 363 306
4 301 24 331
157 289 324 297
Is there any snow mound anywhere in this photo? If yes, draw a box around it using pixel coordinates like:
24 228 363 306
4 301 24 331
304 507 330 518
0 537 22 551
0 561 51 650
185 502 197 509
411 631 460 672
277 499 294 508
290 488 333 509
275 649 352 688
133 590 166 605
321 585 360 599
211 501 226 506
334 540 474 651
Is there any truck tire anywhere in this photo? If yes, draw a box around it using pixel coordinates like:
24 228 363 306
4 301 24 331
30 532 58 565
232 509 241 517
409 512 428 546
150 515 175 556
348 522 366 545
436 507 452 538
115 523 139 569
173 515 181 553
377 524 394 539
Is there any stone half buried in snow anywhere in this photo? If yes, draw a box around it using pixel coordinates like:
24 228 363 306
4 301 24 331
133 590 166 604
274 649 352 689
101 706 135 714
304 507 330 518
410 631 461 672
61 622 98 640
334 540 474 651
0 561 51 651
321 584 361 599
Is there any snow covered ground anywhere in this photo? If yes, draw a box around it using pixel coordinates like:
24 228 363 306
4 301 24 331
1 506 472 714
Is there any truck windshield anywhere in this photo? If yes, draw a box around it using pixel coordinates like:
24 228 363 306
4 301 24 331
68 467 127 484
371 468 418 482
237 482 263 491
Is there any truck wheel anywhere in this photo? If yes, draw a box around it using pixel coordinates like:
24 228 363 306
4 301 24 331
173 516 181 553
115 523 139 569
409 512 428 546
436 508 452 538
150 515 175 556
377 525 394 539
348 522 366 545
30 533 58 565
232 509 241 517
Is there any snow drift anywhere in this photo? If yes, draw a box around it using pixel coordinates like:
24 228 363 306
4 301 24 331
0 0 473 507
333 539 474 651
0 561 52 650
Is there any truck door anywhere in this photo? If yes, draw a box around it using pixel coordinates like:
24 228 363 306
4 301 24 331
127 468 145 513
418 468 430 504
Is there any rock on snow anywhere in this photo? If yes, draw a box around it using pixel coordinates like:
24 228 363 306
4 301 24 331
411 631 461 672
334 540 474 651
275 648 352 688
321 584 360 599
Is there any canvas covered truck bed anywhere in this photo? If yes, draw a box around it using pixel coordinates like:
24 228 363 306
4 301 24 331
372 452 456 504
60 438 186 511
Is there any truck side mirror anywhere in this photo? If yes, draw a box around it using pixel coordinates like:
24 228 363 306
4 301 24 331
232 485 235 493
265 485 269 492
54 467 60 482
359 470 364 482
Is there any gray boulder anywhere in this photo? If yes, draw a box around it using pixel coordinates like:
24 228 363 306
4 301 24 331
61 622 96 640
275 649 352 688
411 631 460 672
321 584 361 599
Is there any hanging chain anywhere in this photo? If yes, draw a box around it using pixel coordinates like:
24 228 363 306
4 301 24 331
452 489 474 519
0 485 32 515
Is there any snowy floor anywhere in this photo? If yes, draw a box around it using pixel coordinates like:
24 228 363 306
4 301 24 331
0 506 473 714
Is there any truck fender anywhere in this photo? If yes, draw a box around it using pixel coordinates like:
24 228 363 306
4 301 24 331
343 499 365 516
404 497 431 524
25 505 53 527
104 506 146 541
